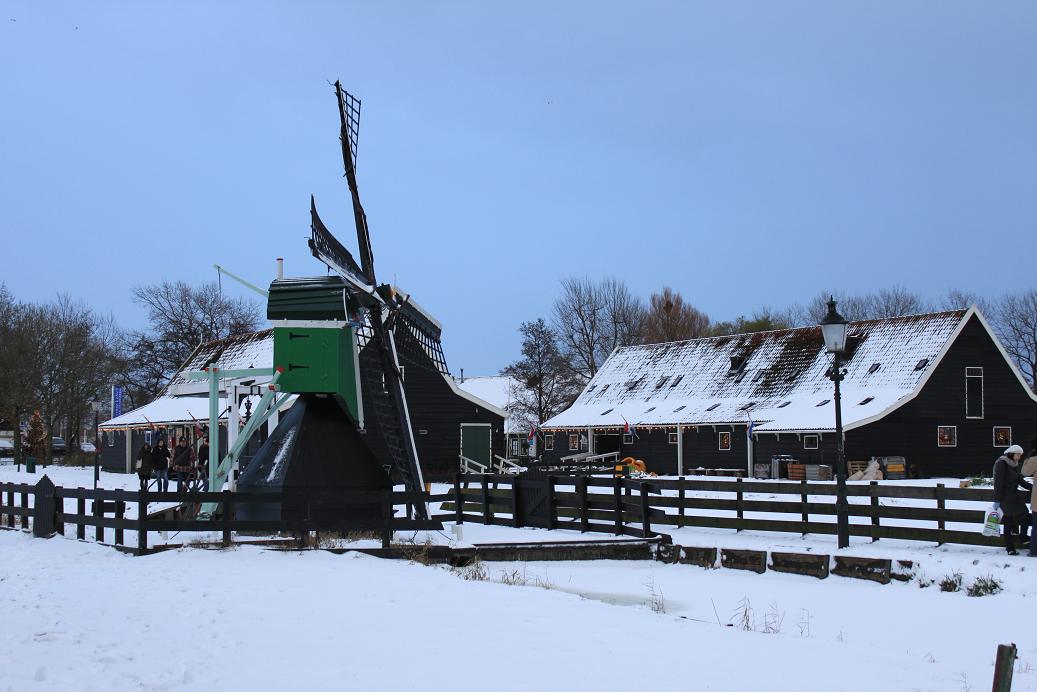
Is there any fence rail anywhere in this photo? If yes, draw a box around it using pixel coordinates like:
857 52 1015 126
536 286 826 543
440 474 1002 548
1 478 442 554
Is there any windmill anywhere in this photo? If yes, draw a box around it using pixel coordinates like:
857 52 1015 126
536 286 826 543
227 82 435 522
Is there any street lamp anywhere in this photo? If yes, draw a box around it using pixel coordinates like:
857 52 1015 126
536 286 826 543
820 297 850 549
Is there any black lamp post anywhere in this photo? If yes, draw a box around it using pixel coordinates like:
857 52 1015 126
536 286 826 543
820 297 850 549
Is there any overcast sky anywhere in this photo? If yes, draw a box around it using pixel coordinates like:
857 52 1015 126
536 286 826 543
2 2 1035 374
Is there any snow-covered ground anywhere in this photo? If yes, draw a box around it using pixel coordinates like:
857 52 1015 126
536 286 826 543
2 464 1034 691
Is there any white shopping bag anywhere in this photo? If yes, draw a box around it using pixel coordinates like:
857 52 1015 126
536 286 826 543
982 507 1002 538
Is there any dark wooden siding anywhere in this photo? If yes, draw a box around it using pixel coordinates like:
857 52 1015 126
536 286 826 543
359 328 505 482
847 314 1037 477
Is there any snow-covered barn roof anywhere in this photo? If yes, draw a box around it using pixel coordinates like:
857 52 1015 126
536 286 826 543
99 393 289 430
167 329 276 396
543 308 994 433
454 375 521 433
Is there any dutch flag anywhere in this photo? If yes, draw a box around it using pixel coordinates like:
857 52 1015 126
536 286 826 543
746 416 755 440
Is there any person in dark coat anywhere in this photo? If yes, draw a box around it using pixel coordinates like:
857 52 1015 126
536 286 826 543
172 437 193 492
152 438 171 492
196 435 210 491
136 442 153 491
1021 436 1037 558
992 444 1032 555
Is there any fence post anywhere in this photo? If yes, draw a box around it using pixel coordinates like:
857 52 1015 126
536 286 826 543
677 476 686 529
613 477 623 536
114 494 125 547
511 477 522 528
481 476 491 525
935 483 946 546
32 476 56 538
546 475 557 530
640 482 651 538
869 481 880 542
578 476 589 533
5 488 13 528
20 490 29 530
453 473 464 525
94 493 103 543
800 479 808 536
735 477 744 531
77 493 85 540
991 643 1016 692
222 489 233 546
381 492 392 550
137 489 148 555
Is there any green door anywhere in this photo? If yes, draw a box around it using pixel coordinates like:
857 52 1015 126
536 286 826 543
460 424 492 471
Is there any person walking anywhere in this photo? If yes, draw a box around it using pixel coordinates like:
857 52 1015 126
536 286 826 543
135 442 153 491
197 435 210 491
992 444 1032 555
173 437 193 492
1021 437 1037 558
152 438 171 492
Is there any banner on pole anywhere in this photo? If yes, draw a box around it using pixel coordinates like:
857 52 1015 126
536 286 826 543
111 385 124 418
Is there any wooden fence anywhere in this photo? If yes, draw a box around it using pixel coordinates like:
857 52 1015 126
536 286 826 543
446 473 1004 548
1 476 443 555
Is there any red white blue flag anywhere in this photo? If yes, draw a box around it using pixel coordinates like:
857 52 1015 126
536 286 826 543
527 423 537 442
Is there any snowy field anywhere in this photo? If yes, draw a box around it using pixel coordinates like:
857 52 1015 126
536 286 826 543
1 464 1035 691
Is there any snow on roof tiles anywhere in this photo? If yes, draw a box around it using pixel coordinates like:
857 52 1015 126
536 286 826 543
455 375 521 433
168 329 275 391
543 309 968 433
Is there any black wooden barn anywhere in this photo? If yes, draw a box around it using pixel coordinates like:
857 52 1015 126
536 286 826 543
540 308 1037 478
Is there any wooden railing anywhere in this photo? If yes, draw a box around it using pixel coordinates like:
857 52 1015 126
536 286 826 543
440 474 1002 548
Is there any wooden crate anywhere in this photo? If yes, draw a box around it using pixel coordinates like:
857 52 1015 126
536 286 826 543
787 463 806 481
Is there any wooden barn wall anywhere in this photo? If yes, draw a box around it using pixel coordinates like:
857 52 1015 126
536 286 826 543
359 329 505 482
845 315 1037 477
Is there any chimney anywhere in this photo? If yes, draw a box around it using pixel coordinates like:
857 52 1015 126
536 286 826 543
276 257 284 280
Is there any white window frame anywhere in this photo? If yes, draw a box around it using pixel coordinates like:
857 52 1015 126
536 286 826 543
545 435 554 451
937 425 957 448
965 367 984 419
511 438 520 456
992 426 1012 448
803 434 819 450
568 433 579 451
668 432 678 445
623 432 633 445
718 431 732 451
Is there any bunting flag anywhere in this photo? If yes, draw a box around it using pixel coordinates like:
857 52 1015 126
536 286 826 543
622 416 639 440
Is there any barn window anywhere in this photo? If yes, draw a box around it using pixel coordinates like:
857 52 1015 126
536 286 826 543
673 405 686 412
777 401 791 408
601 408 613 416
668 432 678 445
670 375 684 388
545 435 554 451
568 433 579 451
752 370 765 382
645 406 656 413
729 355 747 373
739 402 754 411
706 403 720 411
600 384 610 393
914 358 929 371
816 399 830 407
993 426 1012 447
965 367 983 418
625 376 644 391
718 431 732 451
623 433 633 444
803 435 819 450
655 376 670 389
868 363 881 374
858 397 874 405
511 439 520 456
937 425 957 447
586 384 596 393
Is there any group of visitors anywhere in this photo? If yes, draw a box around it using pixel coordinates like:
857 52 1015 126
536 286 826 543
992 438 1037 556
135 435 210 493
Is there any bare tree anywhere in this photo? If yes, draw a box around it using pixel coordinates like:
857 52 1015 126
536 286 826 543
641 287 711 344
125 281 262 401
710 308 792 336
0 285 38 464
992 290 1037 391
865 285 928 318
939 289 993 315
502 319 581 427
552 277 644 380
